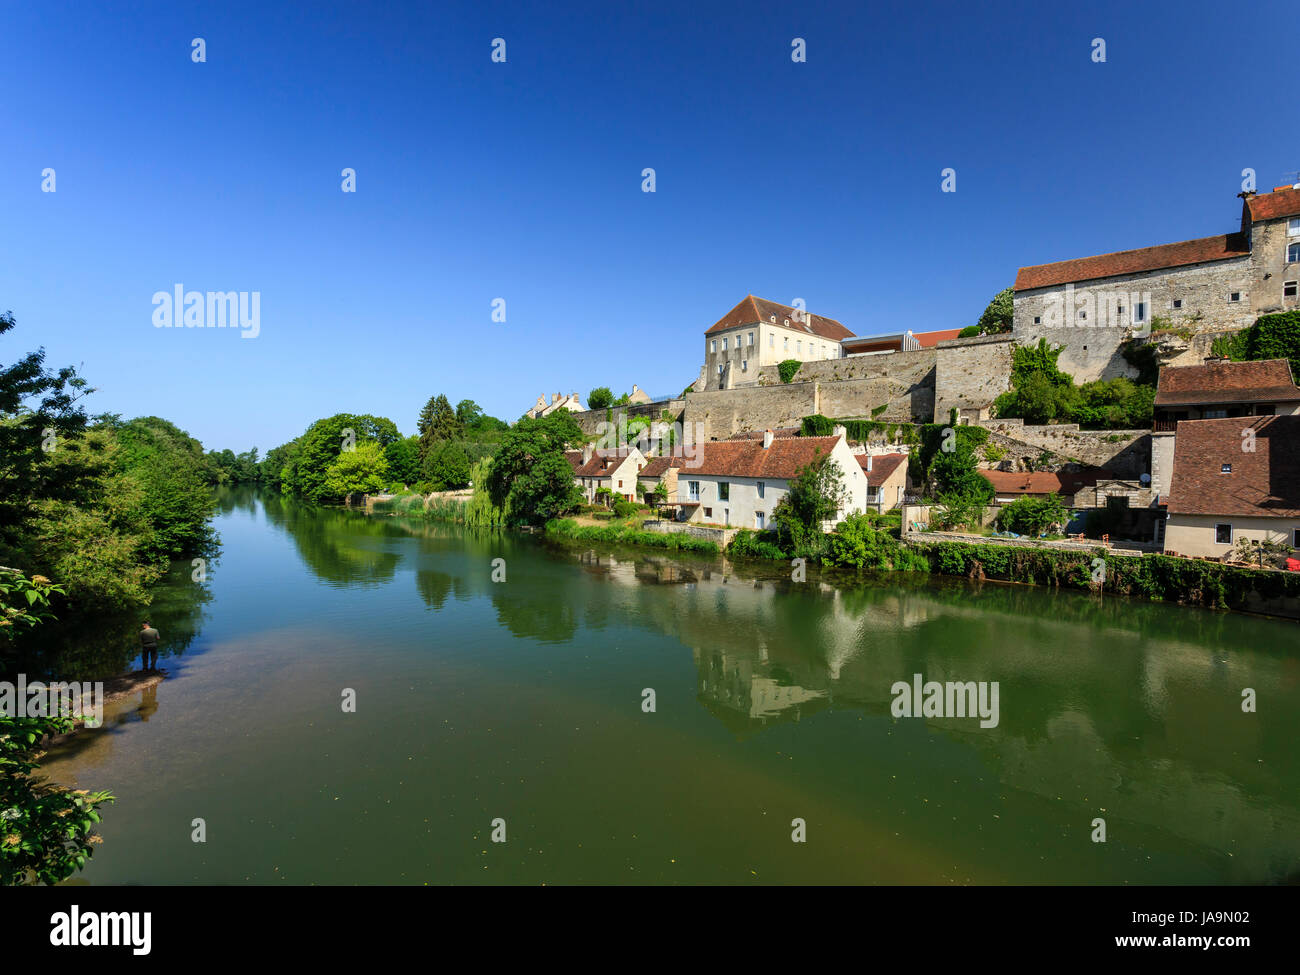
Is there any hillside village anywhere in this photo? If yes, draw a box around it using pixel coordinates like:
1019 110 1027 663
530 182 1300 567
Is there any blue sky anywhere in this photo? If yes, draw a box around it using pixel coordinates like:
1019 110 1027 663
2 0 1295 452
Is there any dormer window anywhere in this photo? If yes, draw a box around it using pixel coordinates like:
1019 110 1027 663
1221 463 1232 473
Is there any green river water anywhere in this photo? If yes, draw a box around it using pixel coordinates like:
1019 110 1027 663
38 488 1300 884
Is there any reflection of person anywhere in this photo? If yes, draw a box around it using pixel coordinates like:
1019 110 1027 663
140 620 160 671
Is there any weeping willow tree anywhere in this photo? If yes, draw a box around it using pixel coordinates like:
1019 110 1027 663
463 460 507 528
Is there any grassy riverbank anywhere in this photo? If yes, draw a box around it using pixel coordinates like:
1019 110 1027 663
543 517 719 554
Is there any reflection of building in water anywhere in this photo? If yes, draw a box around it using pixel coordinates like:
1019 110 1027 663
695 648 828 731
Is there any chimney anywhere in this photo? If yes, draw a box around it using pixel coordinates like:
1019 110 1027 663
762 429 774 449
582 443 594 464
632 384 640 393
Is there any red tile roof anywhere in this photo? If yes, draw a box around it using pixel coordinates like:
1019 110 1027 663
1154 359 1300 407
1014 233 1250 291
1246 186 1300 222
1166 415 1300 517
855 452 909 487
564 450 584 473
913 329 964 347
981 468 1112 497
682 436 844 479
706 296 854 342
638 456 677 478
574 449 640 478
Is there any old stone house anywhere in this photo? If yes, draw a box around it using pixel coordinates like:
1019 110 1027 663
527 391 585 419
1012 184 1300 383
1163 415 1300 559
671 430 868 529
699 295 854 391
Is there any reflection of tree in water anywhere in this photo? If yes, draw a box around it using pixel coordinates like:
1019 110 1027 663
214 484 259 516
4 559 213 683
262 492 403 587
416 569 476 611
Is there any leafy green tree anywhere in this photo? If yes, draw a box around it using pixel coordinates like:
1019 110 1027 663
587 387 614 410
384 436 421 486
771 452 848 552
111 416 217 561
283 413 398 503
778 359 802 383
1211 310 1300 382
976 287 1014 334
997 494 1068 535
486 413 582 525
322 442 390 498
422 438 471 490
455 399 483 427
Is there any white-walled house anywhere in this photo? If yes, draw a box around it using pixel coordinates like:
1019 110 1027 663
567 445 647 503
672 431 868 529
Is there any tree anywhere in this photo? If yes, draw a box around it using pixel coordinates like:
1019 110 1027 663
322 442 390 498
455 399 484 428
486 413 582 525
771 452 848 551
587 387 614 410
422 438 471 490
976 287 1014 334
418 394 461 457
384 436 421 486
997 494 1068 535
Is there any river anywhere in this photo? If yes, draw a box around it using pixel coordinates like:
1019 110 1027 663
39 488 1300 884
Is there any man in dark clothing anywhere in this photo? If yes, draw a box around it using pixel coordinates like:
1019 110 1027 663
140 620 160 671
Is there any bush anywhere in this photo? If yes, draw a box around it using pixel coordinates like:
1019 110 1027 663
825 513 929 571
778 359 802 384
611 497 639 519
996 494 1067 535
728 529 787 560
958 325 980 338
544 519 718 554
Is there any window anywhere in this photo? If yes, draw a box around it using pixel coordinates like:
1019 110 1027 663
756 481 765 499
703 507 711 518
709 339 716 353
1033 316 1041 325
1294 528 1299 548
1285 281 1298 297
1221 463 1232 473
687 480 700 500
769 334 774 349
1215 523 1232 545
741 359 747 371
1078 310 1087 320
721 337 728 351
1229 292 1241 303
716 364 723 375
1172 298 1182 309
756 511 765 529
618 479 623 488
784 337 789 351
723 508 730 526
1134 302 1146 323
797 341 802 354
1290 217 1300 236
1289 242 1300 263
1116 305 1123 316
718 482 730 501
747 332 754 346
1204 409 1227 418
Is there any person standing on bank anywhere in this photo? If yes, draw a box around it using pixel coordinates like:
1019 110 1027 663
140 620 160 671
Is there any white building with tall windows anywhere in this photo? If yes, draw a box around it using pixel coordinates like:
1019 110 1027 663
699 295 855 391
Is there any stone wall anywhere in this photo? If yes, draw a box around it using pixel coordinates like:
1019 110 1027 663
934 334 1013 422
1012 256 1256 383
756 348 936 388
817 376 933 423
683 383 819 441
568 399 686 437
978 420 1150 478
642 520 740 547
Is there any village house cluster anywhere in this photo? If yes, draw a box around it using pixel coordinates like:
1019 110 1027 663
540 182 1300 563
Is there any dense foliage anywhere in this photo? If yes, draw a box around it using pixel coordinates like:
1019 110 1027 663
771 453 848 556
487 413 583 525
800 414 921 446
587 386 614 410
1209 311 1300 382
545 518 718 554
993 339 1154 429
777 359 802 384
996 494 1068 535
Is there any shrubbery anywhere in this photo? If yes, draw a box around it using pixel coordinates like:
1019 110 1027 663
545 519 718 554
996 494 1068 536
